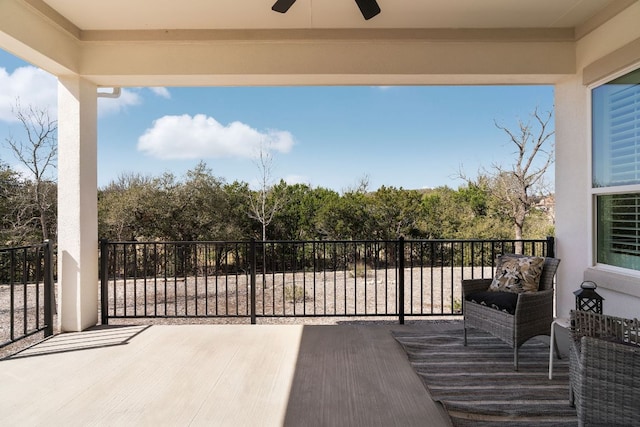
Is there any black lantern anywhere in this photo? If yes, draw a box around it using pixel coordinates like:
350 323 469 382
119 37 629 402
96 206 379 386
574 281 604 314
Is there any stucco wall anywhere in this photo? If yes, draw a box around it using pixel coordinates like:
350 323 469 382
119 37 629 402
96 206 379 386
555 2 640 319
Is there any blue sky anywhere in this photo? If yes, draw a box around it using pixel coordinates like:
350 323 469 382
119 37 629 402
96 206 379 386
0 48 555 192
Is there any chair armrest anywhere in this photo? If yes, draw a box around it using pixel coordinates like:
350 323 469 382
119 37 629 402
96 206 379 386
578 335 640 380
514 289 553 320
461 278 492 297
572 336 640 425
579 337 640 364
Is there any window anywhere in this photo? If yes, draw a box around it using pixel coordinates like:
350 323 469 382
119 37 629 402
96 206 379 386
593 68 640 271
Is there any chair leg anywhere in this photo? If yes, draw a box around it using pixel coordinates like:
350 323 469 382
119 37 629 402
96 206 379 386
553 335 562 360
463 326 467 346
569 386 574 407
513 347 519 371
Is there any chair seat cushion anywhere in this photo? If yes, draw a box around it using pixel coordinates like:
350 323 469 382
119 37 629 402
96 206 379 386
465 291 518 315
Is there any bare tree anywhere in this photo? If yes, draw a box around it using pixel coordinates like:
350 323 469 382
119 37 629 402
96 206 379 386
461 108 554 248
4 101 58 241
248 143 282 241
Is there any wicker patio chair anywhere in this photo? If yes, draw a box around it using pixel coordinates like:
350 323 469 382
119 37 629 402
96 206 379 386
462 254 561 370
569 310 640 427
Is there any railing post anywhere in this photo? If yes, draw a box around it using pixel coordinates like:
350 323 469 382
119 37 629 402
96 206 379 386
398 237 405 325
43 239 54 337
250 238 257 325
100 239 109 325
546 236 555 258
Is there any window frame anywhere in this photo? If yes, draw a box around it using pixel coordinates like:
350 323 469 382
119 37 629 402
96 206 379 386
589 63 640 277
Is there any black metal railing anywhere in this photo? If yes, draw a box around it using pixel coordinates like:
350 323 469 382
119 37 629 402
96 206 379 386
0 240 54 348
100 237 554 324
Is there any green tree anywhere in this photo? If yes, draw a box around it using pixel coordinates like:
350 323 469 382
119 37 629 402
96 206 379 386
369 186 423 239
421 186 468 238
221 180 255 240
175 162 229 241
420 184 511 239
455 181 511 239
316 188 373 240
0 162 34 244
98 164 257 242
269 182 338 240
99 172 154 240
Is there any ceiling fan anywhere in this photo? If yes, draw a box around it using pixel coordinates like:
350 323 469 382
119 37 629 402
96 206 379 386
272 0 381 20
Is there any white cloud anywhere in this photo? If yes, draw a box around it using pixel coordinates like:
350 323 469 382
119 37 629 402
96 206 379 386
284 175 310 186
0 66 57 122
149 87 171 99
98 88 142 116
0 66 152 122
137 114 295 160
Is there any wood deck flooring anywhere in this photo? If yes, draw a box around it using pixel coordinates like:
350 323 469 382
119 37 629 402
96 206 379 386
0 322 455 426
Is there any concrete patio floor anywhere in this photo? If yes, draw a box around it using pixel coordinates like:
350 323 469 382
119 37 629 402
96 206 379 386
0 321 455 426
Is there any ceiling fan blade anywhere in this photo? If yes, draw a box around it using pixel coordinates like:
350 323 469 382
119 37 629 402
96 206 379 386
272 0 297 13
354 0 381 20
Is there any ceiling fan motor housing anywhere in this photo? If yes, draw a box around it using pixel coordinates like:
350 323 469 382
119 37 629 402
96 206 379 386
272 0 381 20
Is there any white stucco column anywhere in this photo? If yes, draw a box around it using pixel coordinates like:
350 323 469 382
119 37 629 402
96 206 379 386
554 76 589 318
57 76 99 332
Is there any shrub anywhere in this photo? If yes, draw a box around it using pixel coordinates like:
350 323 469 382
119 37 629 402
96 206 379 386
284 284 311 303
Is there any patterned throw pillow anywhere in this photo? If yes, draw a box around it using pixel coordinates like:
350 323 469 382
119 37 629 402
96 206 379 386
489 255 545 293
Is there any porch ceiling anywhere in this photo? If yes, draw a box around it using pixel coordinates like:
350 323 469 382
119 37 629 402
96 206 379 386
0 0 635 86
40 0 618 31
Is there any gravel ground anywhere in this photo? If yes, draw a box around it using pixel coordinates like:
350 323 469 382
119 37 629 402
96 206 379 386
104 267 491 318
0 283 57 359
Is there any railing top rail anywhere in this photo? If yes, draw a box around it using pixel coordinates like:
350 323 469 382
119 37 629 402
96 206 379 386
102 240 252 245
0 242 49 253
404 238 549 243
102 238 551 245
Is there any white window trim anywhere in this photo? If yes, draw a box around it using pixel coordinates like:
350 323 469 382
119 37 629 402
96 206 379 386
591 184 640 195
585 266 640 298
